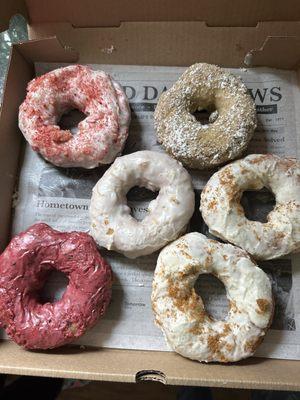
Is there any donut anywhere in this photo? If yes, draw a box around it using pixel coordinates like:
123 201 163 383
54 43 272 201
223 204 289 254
200 154 300 260
154 63 257 169
19 65 131 168
0 223 112 349
89 150 195 258
151 232 273 363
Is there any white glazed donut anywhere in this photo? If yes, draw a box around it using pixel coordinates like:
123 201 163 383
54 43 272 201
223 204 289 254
89 150 195 258
200 154 300 260
151 232 273 363
19 65 131 168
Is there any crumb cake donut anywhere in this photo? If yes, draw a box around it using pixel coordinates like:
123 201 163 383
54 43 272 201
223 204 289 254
151 233 273 363
19 65 131 168
89 150 195 258
0 223 112 349
154 63 257 169
200 154 300 260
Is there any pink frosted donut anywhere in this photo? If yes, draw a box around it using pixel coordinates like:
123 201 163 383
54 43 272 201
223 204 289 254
19 65 131 168
0 223 112 349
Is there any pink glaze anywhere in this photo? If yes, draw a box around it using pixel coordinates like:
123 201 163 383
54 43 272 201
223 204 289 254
0 223 112 349
19 65 131 168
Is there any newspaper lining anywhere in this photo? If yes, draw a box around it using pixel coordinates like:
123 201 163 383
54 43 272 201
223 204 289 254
11 63 300 360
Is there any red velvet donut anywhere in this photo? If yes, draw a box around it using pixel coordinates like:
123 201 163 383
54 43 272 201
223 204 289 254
0 223 112 349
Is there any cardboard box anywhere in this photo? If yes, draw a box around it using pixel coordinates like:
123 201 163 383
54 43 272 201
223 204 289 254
1 0 300 390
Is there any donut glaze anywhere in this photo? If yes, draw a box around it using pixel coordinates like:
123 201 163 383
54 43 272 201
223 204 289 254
152 233 273 363
90 151 195 258
0 223 112 349
19 65 131 168
154 63 257 169
200 154 300 260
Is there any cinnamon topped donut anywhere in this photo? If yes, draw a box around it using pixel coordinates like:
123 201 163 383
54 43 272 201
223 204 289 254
154 63 257 169
19 65 131 168
152 233 273 363
200 154 300 260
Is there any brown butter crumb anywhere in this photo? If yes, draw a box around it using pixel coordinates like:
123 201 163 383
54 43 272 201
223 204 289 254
256 298 270 314
244 337 260 353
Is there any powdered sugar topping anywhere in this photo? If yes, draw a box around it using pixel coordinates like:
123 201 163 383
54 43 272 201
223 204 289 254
154 63 257 169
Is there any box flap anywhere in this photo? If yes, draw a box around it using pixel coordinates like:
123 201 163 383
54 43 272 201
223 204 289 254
0 37 77 249
1 0 300 31
245 36 300 69
28 21 300 69
15 36 78 63
24 0 300 27
0 341 300 390
0 44 32 249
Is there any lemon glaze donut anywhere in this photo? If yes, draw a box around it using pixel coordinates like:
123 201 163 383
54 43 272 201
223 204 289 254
19 65 131 168
154 63 257 169
200 154 300 260
0 223 112 349
89 150 195 258
151 233 273 363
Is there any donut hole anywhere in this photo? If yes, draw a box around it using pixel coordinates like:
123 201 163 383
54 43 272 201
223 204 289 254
194 274 229 320
192 105 218 125
58 108 87 135
126 186 159 221
240 188 276 223
39 270 69 304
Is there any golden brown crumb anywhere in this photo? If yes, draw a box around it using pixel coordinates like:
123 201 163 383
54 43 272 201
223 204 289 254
256 299 270 314
180 250 193 259
208 199 217 210
249 155 267 164
208 334 221 355
167 278 205 322
176 242 189 251
244 337 260 353
188 323 203 335
170 196 180 204
226 343 234 352
219 170 235 186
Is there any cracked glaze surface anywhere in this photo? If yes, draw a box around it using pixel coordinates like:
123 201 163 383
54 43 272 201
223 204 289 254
152 232 273 363
200 154 300 260
0 223 112 349
90 151 195 258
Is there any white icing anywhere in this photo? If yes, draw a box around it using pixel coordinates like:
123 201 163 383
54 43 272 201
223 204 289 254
19 65 131 168
200 154 300 260
151 232 273 363
89 151 195 258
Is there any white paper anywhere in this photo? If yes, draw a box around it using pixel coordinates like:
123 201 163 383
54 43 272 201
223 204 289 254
11 63 300 360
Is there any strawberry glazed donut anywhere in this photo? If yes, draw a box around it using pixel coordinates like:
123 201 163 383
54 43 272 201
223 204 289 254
200 154 300 260
19 65 131 168
89 151 195 258
152 233 273 363
0 223 112 349
154 63 257 169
